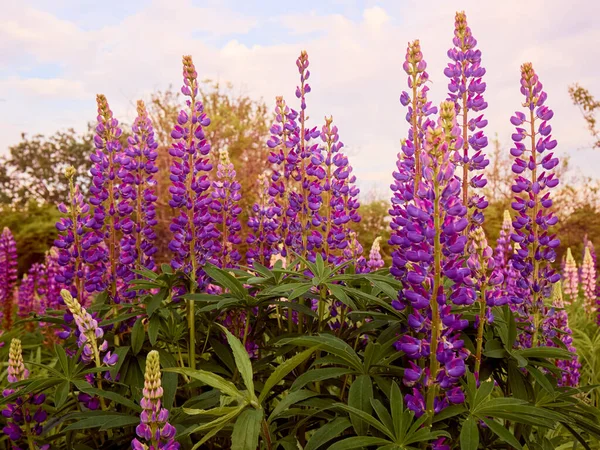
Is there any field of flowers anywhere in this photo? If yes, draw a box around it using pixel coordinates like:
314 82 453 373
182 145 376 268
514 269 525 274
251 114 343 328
1 11 600 450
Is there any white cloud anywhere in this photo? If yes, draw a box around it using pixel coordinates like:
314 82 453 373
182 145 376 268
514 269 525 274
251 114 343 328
1 0 600 195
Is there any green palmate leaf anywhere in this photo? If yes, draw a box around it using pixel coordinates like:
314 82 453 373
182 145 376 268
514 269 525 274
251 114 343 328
184 405 241 416
64 413 140 431
480 417 523 449
259 346 319 404
389 381 404 437
73 380 141 411
219 325 255 398
148 314 160 345
348 374 373 435
280 334 363 372
333 404 394 439
54 380 70 409
291 368 354 391
327 437 391 450
305 417 353 450
204 264 247 299
109 346 130 381
527 365 555 394
516 347 572 360
288 283 314 300
473 380 495 409
269 390 320 421
370 399 394 436
231 408 264 450
189 406 246 450
165 367 243 400
131 318 145 355
146 287 167 316
460 416 480 450
55 343 70 376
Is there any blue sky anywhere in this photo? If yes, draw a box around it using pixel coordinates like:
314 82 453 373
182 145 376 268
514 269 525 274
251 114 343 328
2 0 600 194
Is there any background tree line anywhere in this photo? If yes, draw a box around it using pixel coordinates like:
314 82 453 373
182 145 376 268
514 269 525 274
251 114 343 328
1 81 599 275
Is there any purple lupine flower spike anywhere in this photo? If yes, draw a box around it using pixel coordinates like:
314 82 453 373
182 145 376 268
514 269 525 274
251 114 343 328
85 95 123 300
542 283 580 386
2 339 49 450
445 11 489 223
116 100 159 299
247 171 279 267
18 263 44 322
168 55 213 283
389 40 436 282
395 101 469 421
54 166 89 303
509 63 560 347
318 116 360 264
132 350 179 450
209 149 242 268
563 248 579 304
0 227 18 330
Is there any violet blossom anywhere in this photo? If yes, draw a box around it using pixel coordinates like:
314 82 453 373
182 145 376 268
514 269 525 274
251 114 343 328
0 227 18 330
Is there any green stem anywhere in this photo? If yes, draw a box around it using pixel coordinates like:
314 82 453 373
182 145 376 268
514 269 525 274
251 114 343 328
474 283 487 376
425 173 442 428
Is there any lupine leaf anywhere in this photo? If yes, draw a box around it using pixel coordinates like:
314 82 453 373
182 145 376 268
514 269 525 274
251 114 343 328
460 416 479 450
305 417 352 450
231 408 264 450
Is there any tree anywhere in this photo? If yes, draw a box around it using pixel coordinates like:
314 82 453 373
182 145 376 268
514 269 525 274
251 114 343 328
569 83 600 149
0 129 94 205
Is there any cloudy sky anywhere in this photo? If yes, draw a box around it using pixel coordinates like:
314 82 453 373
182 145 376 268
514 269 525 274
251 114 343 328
2 0 600 194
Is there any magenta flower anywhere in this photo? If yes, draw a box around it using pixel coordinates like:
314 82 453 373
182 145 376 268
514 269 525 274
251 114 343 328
247 171 280 267
367 237 385 271
18 263 44 320
0 227 18 330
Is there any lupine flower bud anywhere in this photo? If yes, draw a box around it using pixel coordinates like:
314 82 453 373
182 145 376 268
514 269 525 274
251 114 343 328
367 237 385 271
563 248 579 304
132 351 179 450
0 227 18 330
581 246 597 315
2 339 48 449
60 289 117 367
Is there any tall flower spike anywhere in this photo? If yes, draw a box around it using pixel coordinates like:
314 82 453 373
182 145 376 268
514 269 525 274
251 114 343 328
168 55 213 280
317 116 360 264
247 170 279 267
85 95 123 300
266 96 300 258
396 102 469 422
55 166 89 302
168 55 212 371
509 63 560 347
563 248 579 304
60 289 117 367
116 100 159 299
581 246 597 315
18 263 44 326
542 283 580 387
390 40 437 281
445 11 489 223
0 227 18 330
208 149 242 268
132 351 179 450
